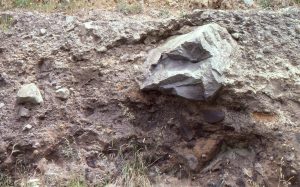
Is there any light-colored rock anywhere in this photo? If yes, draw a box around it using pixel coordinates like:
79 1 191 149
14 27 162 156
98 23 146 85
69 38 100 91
18 106 30 118
140 23 237 101
17 83 43 104
95 46 108 53
0 102 5 108
23 124 32 131
295 25 300 34
65 16 75 24
231 32 241 40
55 87 70 100
40 28 47 36
83 21 98 30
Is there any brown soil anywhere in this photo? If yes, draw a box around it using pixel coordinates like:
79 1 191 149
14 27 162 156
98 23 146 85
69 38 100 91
0 3 299 187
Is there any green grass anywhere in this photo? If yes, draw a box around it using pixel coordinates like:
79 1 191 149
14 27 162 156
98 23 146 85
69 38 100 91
260 0 300 8
0 14 14 31
260 0 272 8
116 0 143 15
0 0 90 12
66 177 88 187
115 148 151 187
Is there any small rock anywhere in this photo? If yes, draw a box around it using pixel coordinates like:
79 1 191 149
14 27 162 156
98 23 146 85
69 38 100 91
17 83 43 104
290 169 297 175
95 46 107 53
23 124 32 131
231 33 241 40
295 25 300 34
26 178 41 187
55 87 70 100
33 142 41 149
40 28 47 36
295 133 300 143
255 54 263 60
0 73 7 86
132 33 141 41
65 16 75 24
83 21 98 30
18 106 30 118
0 103 5 108
184 154 198 171
202 109 225 124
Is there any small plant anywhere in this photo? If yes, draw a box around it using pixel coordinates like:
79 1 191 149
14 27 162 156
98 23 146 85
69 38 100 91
260 0 272 8
13 0 32 7
116 0 143 15
158 9 171 18
60 137 79 160
67 177 88 187
277 157 294 187
0 174 13 187
115 148 151 187
0 14 13 31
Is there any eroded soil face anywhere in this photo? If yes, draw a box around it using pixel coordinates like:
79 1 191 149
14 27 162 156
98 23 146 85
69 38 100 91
0 7 299 187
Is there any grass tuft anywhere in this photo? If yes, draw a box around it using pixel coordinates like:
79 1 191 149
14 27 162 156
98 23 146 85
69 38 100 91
115 148 151 187
0 14 14 31
116 0 143 15
66 177 88 187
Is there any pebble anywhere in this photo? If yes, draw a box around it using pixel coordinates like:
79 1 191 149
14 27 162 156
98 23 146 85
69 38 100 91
95 46 107 53
184 154 198 171
0 103 5 108
65 16 75 24
17 83 43 104
18 106 30 118
55 87 70 100
33 142 41 149
231 32 241 40
295 25 300 34
40 28 47 36
202 109 225 124
23 124 32 131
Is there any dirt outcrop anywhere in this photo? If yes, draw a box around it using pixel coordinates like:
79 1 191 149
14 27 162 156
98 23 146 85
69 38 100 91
0 7 299 186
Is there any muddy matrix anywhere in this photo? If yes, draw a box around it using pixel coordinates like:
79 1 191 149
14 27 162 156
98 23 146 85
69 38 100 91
0 7 299 187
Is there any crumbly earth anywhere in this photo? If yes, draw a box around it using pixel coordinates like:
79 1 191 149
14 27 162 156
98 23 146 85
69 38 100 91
0 6 299 187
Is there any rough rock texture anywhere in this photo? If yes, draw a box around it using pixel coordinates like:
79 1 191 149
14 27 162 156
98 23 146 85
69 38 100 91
141 23 237 100
55 87 70 100
16 83 43 104
0 7 299 187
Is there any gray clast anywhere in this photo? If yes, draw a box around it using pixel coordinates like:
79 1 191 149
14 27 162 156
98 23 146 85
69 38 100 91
140 23 237 101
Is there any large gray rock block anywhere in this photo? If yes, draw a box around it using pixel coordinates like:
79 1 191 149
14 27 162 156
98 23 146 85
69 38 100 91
140 23 237 101
17 83 43 104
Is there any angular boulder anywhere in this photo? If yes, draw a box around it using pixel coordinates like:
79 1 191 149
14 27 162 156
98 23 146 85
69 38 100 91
17 83 43 104
140 23 237 101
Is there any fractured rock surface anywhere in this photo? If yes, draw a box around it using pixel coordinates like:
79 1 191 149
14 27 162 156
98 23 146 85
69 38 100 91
141 23 237 100
16 83 43 104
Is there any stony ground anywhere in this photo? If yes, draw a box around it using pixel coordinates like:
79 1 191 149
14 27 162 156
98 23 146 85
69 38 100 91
0 4 299 187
